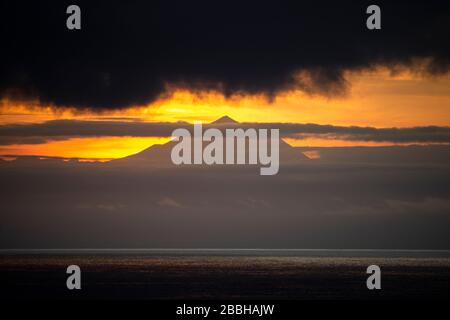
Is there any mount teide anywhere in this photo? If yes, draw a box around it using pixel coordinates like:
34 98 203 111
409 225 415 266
110 116 308 168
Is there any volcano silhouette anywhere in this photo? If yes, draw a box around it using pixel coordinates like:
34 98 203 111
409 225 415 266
111 116 308 167
210 115 239 124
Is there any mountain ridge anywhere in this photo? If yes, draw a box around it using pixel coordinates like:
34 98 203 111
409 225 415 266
110 116 308 167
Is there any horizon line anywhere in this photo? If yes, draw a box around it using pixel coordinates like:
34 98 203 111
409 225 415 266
2 248 450 252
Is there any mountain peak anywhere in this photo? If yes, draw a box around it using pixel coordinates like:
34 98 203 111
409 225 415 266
211 115 239 124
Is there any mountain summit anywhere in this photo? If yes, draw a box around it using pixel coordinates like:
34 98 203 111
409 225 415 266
111 116 308 167
210 115 239 124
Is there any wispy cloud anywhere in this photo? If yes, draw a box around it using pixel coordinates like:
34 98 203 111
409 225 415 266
1 120 449 145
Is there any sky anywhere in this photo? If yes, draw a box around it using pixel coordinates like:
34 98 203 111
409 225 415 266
1 1 450 159
1 1 450 249
2 67 450 158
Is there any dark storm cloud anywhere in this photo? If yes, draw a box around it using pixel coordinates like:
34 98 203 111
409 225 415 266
1 0 449 109
1 119 449 145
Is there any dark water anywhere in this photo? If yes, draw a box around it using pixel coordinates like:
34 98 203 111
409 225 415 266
1 250 450 300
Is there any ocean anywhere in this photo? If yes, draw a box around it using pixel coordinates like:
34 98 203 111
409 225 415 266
1 249 449 300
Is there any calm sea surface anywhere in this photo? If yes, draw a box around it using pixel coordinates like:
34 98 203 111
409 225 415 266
1 249 449 300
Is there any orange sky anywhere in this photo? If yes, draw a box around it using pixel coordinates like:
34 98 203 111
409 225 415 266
1 68 449 159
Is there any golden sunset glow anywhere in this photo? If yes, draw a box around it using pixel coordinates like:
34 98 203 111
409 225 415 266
1 68 449 159
141 70 450 127
0 137 171 160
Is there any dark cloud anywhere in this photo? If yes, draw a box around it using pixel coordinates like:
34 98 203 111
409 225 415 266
1 146 450 249
1 119 450 145
253 123 450 143
0 120 184 143
1 0 449 109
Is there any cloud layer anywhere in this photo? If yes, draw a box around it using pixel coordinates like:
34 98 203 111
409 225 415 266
1 119 450 145
2 147 450 249
1 0 449 108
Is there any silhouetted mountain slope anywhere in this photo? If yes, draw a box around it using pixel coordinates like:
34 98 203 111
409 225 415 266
111 116 308 167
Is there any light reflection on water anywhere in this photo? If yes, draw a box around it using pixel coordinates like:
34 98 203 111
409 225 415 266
1 250 450 299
